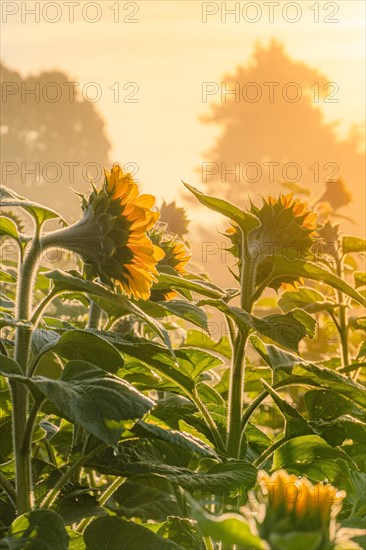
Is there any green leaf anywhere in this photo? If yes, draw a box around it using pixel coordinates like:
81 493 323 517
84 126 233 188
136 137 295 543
57 488 106 526
342 236 366 254
162 300 208 331
90 447 257 494
30 360 154 447
207 301 315 352
157 273 226 300
273 434 354 482
187 495 265 549
0 216 20 243
131 420 217 458
0 510 69 550
156 517 205 550
84 517 183 549
109 298 209 332
183 182 260 233
0 268 16 283
35 329 124 374
293 363 366 410
0 354 22 377
44 270 174 353
105 333 194 393
0 293 15 311
0 185 66 227
261 379 313 438
278 287 334 314
270 258 366 307
185 329 232 359
354 272 366 289
68 530 86 550
305 390 366 423
110 478 182 522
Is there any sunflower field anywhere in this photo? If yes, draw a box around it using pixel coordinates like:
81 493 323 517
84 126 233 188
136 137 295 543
0 165 365 550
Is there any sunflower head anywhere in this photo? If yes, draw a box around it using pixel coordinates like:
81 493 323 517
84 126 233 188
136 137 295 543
226 193 318 292
47 163 164 300
159 200 190 236
258 470 345 549
149 227 191 301
319 179 352 211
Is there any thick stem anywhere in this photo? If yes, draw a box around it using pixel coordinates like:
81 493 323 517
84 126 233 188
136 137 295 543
226 231 254 458
12 236 41 514
87 300 103 330
226 333 247 458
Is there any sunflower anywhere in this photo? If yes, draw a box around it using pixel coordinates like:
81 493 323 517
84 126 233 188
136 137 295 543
258 470 345 537
317 178 352 211
42 163 164 300
226 193 318 292
149 228 191 301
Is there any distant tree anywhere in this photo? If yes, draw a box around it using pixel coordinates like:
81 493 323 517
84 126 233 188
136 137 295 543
199 40 365 229
1 62 111 219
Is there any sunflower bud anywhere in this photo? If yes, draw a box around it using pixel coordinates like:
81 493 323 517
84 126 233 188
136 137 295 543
226 193 318 291
258 470 345 550
149 227 191 301
41 163 164 300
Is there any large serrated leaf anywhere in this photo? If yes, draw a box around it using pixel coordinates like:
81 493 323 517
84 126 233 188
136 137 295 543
103 333 194 393
30 360 154 447
44 269 174 353
33 329 124 374
293 363 366 410
205 301 315 352
278 287 334 314
273 434 354 482
131 420 217 458
89 446 257 494
270 258 366 307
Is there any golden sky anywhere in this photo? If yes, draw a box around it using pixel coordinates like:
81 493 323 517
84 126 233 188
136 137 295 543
1 0 365 204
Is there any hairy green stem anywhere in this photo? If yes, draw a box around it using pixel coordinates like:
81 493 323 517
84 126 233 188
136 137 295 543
253 436 289 468
40 443 105 509
240 390 268 432
192 389 225 453
12 235 41 514
30 289 59 329
226 230 254 458
77 476 125 532
336 256 349 370
20 400 43 456
226 333 247 458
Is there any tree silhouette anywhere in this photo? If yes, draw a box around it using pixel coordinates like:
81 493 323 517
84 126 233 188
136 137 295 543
1 62 111 219
199 40 365 230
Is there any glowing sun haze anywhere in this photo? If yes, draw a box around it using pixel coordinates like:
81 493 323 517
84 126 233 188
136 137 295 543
1 1 365 208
